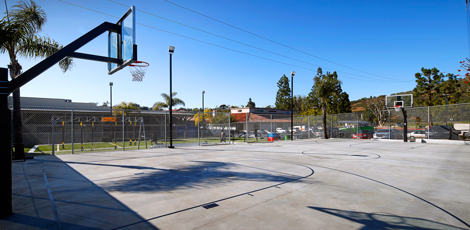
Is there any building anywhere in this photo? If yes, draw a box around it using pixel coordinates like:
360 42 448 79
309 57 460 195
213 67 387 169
8 96 107 110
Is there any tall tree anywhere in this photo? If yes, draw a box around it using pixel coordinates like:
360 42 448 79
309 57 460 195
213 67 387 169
336 92 352 113
413 67 444 106
113 102 140 116
1 0 73 159
308 68 341 139
275 74 291 110
438 73 461 105
193 108 213 125
246 98 256 108
361 96 387 126
153 92 185 110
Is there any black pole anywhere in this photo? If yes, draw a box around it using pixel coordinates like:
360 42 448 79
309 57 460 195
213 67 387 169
110 82 114 148
0 68 13 218
168 51 174 148
110 82 113 115
291 73 294 141
402 108 408 142
202 91 204 138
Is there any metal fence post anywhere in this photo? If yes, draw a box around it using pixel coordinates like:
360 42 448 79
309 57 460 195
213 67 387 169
389 110 391 140
198 112 200 146
142 119 148 149
428 106 430 140
228 112 231 144
308 116 310 139
71 108 74 154
165 112 167 148
52 116 55 155
122 110 125 151
356 113 359 140
331 115 333 138
270 114 273 133
246 113 248 143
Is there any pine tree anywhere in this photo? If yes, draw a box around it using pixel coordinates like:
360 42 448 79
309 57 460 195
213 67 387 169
413 67 444 106
275 74 291 110
246 98 256 108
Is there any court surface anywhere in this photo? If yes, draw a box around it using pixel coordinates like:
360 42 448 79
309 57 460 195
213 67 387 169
4 139 470 229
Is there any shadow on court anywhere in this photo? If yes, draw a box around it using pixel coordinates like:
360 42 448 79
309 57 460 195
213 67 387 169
96 161 305 192
2 155 159 230
309 206 467 230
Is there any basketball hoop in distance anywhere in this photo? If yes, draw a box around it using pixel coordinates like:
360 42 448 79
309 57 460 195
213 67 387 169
129 61 149 82
394 101 403 112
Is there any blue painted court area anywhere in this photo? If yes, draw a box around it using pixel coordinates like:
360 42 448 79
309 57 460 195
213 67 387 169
3 139 470 229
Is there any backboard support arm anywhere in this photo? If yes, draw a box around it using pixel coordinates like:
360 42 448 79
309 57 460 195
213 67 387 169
0 21 122 218
67 52 121 64
8 22 120 93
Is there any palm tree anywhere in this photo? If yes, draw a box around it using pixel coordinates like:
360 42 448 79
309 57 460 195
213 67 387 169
113 102 140 116
309 68 341 139
153 92 185 110
1 0 73 159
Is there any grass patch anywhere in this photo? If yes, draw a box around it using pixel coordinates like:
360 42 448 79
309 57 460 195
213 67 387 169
34 141 153 154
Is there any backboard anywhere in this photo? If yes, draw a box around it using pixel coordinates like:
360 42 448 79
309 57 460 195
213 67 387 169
108 6 137 75
385 94 413 109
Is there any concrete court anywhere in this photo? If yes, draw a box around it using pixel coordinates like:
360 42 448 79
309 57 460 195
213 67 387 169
2 139 470 230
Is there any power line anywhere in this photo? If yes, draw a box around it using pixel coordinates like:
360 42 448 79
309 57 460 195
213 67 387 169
109 0 395 82
163 0 394 80
58 0 403 82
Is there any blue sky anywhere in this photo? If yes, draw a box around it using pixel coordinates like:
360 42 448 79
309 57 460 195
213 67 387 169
1 0 467 109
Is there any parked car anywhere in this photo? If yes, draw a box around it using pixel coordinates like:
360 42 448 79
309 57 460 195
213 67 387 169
407 130 426 139
295 131 310 139
425 126 460 140
276 128 286 133
353 130 374 139
329 128 351 138
373 129 403 139
288 127 300 133
315 129 324 138
238 132 246 138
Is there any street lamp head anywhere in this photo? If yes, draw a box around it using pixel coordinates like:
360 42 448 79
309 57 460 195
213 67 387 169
291 71 296 77
168 46 175 54
109 82 113 86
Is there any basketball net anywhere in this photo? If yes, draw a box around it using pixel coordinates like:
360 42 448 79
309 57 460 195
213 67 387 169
129 61 149 82
394 106 401 112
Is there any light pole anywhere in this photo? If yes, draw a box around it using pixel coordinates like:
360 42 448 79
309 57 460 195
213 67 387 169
291 71 295 141
168 46 175 148
202 91 205 138
109 82 113 115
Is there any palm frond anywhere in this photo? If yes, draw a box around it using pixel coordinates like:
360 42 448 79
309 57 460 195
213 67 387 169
153 102 167 110
9 0 46 38
16 35 74 72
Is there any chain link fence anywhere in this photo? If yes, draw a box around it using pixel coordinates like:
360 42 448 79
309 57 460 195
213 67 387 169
14 103 470 154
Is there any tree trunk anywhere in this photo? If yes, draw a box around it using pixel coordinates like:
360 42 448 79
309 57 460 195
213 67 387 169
12 89 25 160
9 61 25 160
322 103 328 139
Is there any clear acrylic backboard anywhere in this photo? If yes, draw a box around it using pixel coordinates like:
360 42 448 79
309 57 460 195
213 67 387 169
385 94 413 109
108 6 136 75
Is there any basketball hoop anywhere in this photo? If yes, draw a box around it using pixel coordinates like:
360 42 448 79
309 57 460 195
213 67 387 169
394 106 401 112
129 61 149 82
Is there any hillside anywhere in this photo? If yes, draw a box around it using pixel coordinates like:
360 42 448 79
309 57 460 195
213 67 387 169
350 79 470 112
